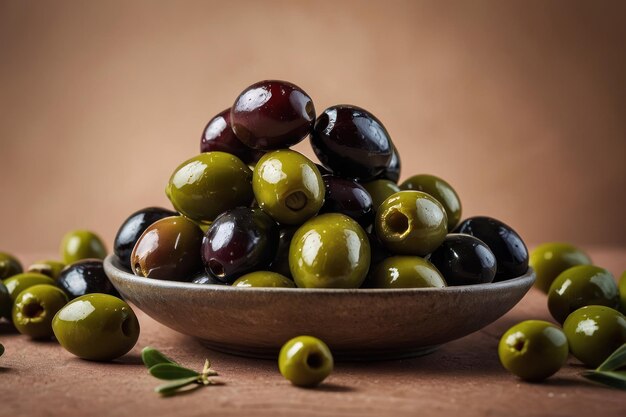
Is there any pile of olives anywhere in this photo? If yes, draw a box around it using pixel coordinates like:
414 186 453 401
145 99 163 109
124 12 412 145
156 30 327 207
118 79 532 291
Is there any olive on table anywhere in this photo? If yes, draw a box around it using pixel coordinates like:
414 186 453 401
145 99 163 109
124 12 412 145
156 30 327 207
367 256 446 289
428 234 497 286
269 226 298 278
57 259 119 299
319 175 374 228
53 294 140 361
529 242 592 293
454 216 528 281
113 207 177 269
498 320 568 381
562 305 626 368
4 273 55 301
311 105 393 181
12 284 68 339
165 152 254 224
547 265 620 324
289 213 370 288
231 80 315 150
0 281 11 320
201 208 279 284
0 252 22 279
400 174 462 230
278 335 334 387
27 260 66 280
253 150 325 225
362 179 400 210
200 108 265 163
375 191 448 256
232 271 295 288
375 144 401 183
60 230 107 264
131 216 204 281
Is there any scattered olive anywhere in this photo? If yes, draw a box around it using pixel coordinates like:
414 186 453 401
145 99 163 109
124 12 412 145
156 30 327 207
12 284 68 339
0 282 11 320
4 273 55 301
530 242 592 293
60 230 107 264
0 252 22 280
56 259 119 299
278 335 334 387
27 260 66 280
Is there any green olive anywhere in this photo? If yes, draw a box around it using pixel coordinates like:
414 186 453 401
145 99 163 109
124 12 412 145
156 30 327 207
375 191 448 256
289 213 370 288
278 335 333 387
27 260 66 280
362 179 401 209
253 150 325 225
3 273 55 301
498 320 568 381
619 271 626 313
166 152 253 224
400 174 462 230
368 256 446 288
563 305 626 368
0 281 11 320
0 252 22 280
12 284 68 339
548 265 620 324
53 294 140 361
529 242 592 293
232 271 295 288
60 230 107 264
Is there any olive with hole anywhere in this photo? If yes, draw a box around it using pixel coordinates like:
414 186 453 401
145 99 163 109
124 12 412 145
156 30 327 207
27 260 66 280
131 216 204 281
200 108 265 163
530 242 592 293
12 284 68 339
53 294 140 361
0 252 22 280
367 256 446 289
278 335 334 387
0 281 11 320
60 230 107 264
57 259 119 299
400 174 462 230
320 175 374 228
362 179 400 210
253 150 325 225
428 234 497 286
4 273 55 301
375 191 448 256
547 265 620 324
498 320 568 381
232 271 295 288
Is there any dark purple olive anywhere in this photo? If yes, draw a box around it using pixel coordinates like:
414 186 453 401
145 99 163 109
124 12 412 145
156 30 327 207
320 175 374 228
315 163 333 176
57 259 119 299
311 105 393 180
428 234 497 285
230 80 315 150
375 144 401 183
200 108 264 163
114 207 177 270
453 216 528 281
191 273 226 285
201 207 279 283
269 225 298 279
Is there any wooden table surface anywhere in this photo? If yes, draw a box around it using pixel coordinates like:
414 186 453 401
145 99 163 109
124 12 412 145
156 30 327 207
1 247 624 417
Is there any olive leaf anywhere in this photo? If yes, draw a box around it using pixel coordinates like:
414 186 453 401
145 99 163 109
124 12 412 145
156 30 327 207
142 346 178 369
149 363 200 380
581 371 626 390
154 376 201 395
596 343 626 372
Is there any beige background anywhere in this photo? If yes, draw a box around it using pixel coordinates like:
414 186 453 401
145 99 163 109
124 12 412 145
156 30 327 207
0 0 625 254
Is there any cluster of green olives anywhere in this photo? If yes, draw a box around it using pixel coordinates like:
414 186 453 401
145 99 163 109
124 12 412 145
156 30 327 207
119 79 532 291
0 230 140 361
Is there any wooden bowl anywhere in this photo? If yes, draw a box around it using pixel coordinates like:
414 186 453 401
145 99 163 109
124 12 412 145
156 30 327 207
104 255 535 360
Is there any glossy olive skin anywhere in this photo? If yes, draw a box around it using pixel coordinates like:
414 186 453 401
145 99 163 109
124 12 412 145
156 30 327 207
311 105 393 180
231 80 315 150
375 144 401 183
0 282 11 320
289 214 371 288
4 273 55 301
201 208 279 284
191 273 226 285
429 234 497 286
375 191 448 256
57 260 119 299
278 336 333 387
362 179 400 210
620 271 626 313
131 216 203 281
368 256 446 289
253 150 325 225
269 226 298 278
113 207 177 269
27 260 66 280
60 230 107 264
233 271 295 288
400 174 462 230
530 242 592 293
12 284 68 339
548 265 620 324
201 108 265 163
498 320 568 381
454 216 528 281
320 176 374 228
0 252 22 280
166 152 254 224
53 294 140 361
563 305 626 368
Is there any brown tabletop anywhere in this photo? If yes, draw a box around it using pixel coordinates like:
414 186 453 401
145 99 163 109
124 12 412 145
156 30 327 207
1 247 625 417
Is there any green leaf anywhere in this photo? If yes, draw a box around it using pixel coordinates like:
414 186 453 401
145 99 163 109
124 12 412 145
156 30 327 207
149 363 200 380
0 343 4 357
142 347 178 369
154 377 200 395
581 370 626 390
596 343 626 372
